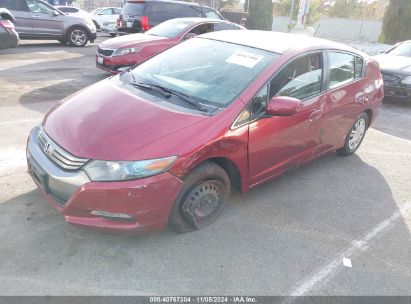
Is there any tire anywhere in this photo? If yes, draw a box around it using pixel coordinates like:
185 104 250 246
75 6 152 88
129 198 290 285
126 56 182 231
68 27 89 47
93 20 100 31
57 39 68 45
337 112 369 156
169 161 230 233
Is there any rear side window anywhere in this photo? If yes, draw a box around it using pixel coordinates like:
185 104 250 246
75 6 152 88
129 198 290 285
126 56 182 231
122 2 145 16
328 52 355 89
185 5 202 17
99 8 113 15
203 7 222 19
0 0 28 11
270 53 323 100
188 23 213 35
146 3 183 23
113 8 121 14
354 56 364 78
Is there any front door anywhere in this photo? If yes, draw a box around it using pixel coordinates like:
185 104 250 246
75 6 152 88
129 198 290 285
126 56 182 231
26 0 64 37
248 52 327 187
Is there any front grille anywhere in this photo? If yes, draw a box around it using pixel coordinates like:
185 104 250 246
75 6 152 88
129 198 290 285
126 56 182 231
97 47 115 57
37 129 89 171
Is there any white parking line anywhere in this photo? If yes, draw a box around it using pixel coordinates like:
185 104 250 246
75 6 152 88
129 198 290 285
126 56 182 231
287 203 411 296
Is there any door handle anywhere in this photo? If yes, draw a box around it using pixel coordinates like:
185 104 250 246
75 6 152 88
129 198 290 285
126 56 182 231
309 110 322 122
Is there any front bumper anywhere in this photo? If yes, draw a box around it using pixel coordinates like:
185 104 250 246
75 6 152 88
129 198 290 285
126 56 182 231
95 52 143 74
383 84 411 101
26 127 184 235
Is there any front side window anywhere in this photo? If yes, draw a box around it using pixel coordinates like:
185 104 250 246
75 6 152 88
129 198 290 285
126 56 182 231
214 23 234 31
27 0 53 14
126 38 278 109
270 53 323 100
328 52 355 89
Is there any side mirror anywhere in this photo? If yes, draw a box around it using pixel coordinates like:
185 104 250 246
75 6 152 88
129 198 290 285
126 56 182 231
378 50 386 54
266 96 301 116
182 33 197 41
52 10 60 16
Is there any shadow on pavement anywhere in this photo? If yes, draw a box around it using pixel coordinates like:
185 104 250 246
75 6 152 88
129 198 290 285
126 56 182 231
0 153 409 295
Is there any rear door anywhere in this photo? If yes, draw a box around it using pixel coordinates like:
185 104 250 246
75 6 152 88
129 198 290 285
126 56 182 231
322 51 367 150
0 0 32 35
26 0 64 37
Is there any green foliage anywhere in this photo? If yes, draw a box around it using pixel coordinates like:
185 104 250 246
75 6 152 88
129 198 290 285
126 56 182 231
246 0 273 31
380 0 411 44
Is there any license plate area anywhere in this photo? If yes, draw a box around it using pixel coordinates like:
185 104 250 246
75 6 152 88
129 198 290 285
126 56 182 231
29 159 48 193
97 56 104 64
127 21 133 28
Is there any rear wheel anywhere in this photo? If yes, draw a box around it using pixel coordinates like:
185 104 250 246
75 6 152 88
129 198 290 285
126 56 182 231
337 112 368 156
169 161 230 233
68 27 89 47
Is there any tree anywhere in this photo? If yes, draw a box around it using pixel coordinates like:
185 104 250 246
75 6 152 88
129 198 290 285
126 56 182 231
245 0 273 31
380 0 411 44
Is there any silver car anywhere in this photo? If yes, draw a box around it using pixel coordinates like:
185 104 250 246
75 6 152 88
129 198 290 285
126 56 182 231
0 0 96 47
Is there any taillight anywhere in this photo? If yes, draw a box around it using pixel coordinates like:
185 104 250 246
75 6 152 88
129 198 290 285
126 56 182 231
116 18 120 28
141 15 149 31
0 20 14 30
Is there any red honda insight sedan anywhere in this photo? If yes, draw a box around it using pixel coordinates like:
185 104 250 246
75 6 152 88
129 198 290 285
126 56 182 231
27 31 383 235
96 18 245 73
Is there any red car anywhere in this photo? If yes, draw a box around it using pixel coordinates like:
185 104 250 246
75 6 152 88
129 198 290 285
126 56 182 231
27 31 383 235
96 18 245 73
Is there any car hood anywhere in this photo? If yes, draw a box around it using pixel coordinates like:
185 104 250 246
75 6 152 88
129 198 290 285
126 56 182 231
42 77 207 161
100 33 168 49
373 54 411 76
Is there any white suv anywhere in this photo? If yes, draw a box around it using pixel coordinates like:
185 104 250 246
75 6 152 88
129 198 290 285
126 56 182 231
90 7 121 30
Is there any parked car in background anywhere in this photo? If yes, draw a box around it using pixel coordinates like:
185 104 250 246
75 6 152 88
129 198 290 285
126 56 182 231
0 0 96 47
97 18 245 73
118 0 224 35
374 41 411 102
100 19 117 37
0 8 19 50
89 6 121 30
27 31 383 235
55 6 89 18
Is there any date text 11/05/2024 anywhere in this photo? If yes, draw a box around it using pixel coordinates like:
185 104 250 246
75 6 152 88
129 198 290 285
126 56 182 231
149 296 257 303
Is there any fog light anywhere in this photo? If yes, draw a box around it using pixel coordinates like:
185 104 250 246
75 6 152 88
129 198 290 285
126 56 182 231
117 66 132 72
91 210 133 220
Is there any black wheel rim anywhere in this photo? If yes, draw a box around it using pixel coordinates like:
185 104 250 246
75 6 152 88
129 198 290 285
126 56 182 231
182 180 224 229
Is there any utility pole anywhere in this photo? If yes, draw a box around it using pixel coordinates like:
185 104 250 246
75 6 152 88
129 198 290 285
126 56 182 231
296 0 311 29
289 0 296 30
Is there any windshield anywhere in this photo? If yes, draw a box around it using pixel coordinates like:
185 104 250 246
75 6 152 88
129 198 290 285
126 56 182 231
125 38 278 109
387 42 411 57
146 20 196 38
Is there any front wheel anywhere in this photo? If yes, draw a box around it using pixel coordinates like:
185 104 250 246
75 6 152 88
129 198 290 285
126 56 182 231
68 27 89 47
57 39 68 45
169 161 230 233
337 113 368 156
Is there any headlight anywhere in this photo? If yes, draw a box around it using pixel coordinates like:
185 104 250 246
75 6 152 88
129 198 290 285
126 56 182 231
84 156 177 181
113 47 139 57
401 76 411 85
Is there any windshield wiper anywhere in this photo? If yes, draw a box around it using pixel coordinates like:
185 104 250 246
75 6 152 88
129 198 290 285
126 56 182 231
131 82 208 112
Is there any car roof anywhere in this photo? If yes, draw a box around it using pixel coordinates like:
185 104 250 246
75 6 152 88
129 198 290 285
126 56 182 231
200 30 364 55
164 17 234 24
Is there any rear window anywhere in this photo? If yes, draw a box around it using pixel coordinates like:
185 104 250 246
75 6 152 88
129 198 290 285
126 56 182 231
122 2 145 16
